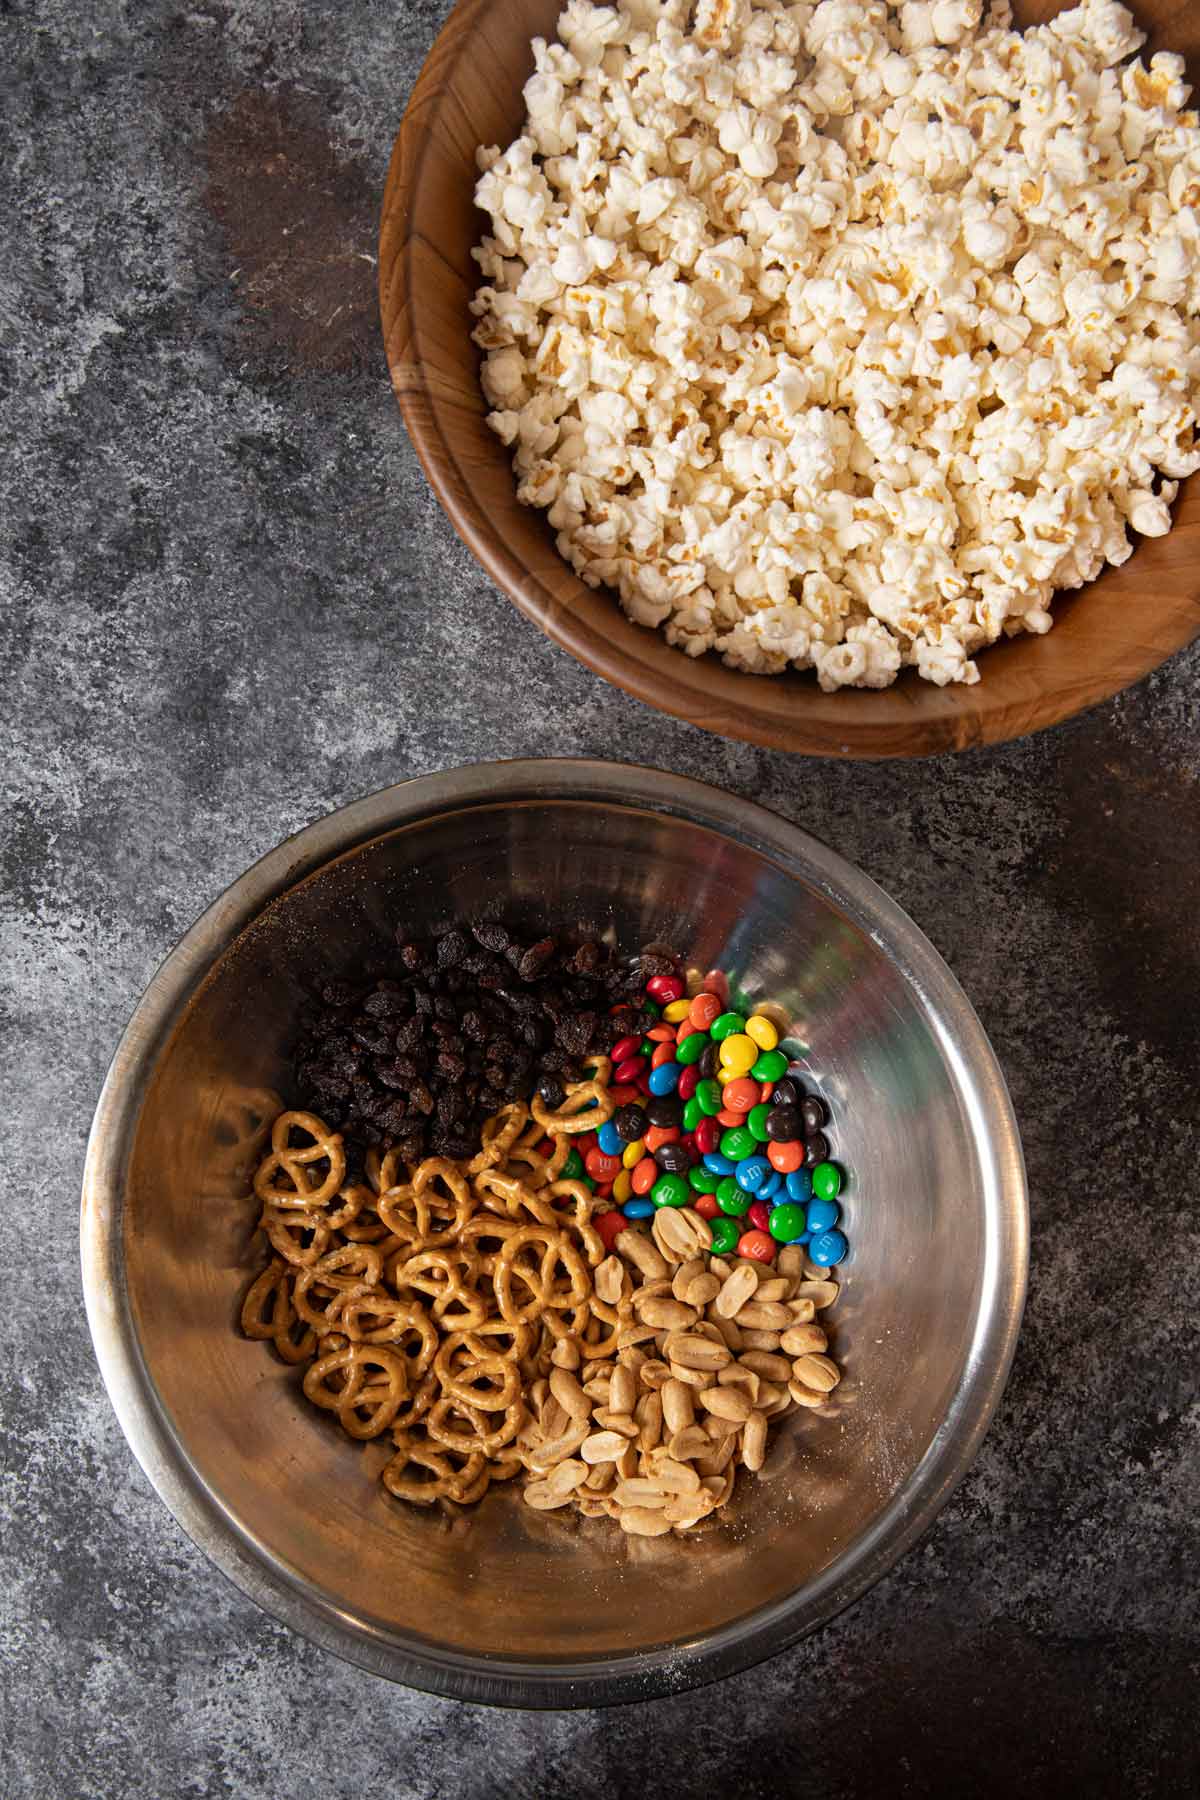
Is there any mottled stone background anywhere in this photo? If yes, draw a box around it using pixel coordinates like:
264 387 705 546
2 2 1197 1795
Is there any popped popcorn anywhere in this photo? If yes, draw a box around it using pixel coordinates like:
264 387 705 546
471 0 1200 691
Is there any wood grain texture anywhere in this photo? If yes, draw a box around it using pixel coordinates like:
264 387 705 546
380 0 1200 759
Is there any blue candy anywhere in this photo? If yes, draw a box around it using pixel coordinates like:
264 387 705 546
786 1169 813 1202
597 1120 623 1157
806 1197 841 1233
704 1152 736 1175
786 1229 812 1246
809 1227 847 1266
622 1197 655 1219
759 1170 785 1200
647 1061 680 1096
735 1155 772 1193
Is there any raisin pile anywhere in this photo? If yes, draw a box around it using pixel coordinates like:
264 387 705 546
293 922 681 1173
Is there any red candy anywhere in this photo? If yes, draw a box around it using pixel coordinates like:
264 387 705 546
737 1229 777 1263
614 1056 643 1084
607 1083 639 1105
594 1210 628 1250
610 1034 642 1064
585 1148 622 1181
678 1064 700 1101
767 1139 803 1173
631 1156 658 1195
576 1131 598 1153
747 1199 771 1233
647 974 685 1003
636 1071 653 1094
694 1116 720 1155
701 969 729 1003
693 1192 721 1220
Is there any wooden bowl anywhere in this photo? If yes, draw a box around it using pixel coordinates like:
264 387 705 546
380 0 1200 757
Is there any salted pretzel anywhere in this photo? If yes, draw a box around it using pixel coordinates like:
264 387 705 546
253 1110 346 1209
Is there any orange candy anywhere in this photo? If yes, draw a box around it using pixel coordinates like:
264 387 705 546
716 1107 743 1128
688 991 721 1030
722 1076 759 1113
644 1125 680 1151
631 1156 659 1195
736 1229 776 1263
651 1041 676 1069
767 1139 803 1173
647 1024 676 1042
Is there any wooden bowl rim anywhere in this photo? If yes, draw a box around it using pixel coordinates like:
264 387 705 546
380 0 1200 758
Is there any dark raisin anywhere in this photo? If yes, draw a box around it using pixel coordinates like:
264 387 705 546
471 920 510 953
517 937 556 980
538 1075 566 1110
436 929 469 968
321 980 358 1007
398 942 424 972
461 1010 488 1043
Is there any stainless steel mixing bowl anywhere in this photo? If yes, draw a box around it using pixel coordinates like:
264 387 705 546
82 760 1027 1706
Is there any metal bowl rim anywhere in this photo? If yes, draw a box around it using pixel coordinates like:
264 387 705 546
81 756 1028 1707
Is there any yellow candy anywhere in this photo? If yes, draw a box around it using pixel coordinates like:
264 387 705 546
622 1138 645 1168
662 997 692 1023
613 1169 633 1205
745 1014 779 1052
717 1033 757 1076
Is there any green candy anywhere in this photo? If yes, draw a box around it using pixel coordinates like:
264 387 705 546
676 1031 708 1065
643 998 662 1019
688 1165 721 1194
716 1177 750 1217
582 1175 597 1193
695 1079 723 1116
640 1040 654 1057
562 1147 585 1180
812 1161 842 1200
708 1215 741 1256
768 1201 806 1242
747 1103 771 1142
751 1048 789 1083
711 1011 747 1041
720 1125 758 1161
652 1172 690 1209
681 1095 704 1132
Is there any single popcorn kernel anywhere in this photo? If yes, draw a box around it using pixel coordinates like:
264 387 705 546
471 0 1200 692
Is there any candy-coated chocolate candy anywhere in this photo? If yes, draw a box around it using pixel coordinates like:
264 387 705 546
718 1034 757 1076
613 1056 643 1085
676 1030 708 1066
736 1229 776 1263
695 1115 721 1155
747 1199 771 1233
722 1076 759 1113
766 1103 803 1141
610 1035 643 1065
655 1142 692 1174
803 1132 830 1168
607 1084 639 1106
802 1095 829 1134
622 1196 655 1220
710 1011 746 1041
688 1165 722 1194
735 1155 772 1193
745 1014 779 1051
681 1094 703 1132
643 1125 679 1151
704 1151 736 1175
747 1103 771 1142
770 1076 802 1109
595 1209 628 1250
662 997 691 1023
809 1228 847 1266
758 1170 784 1200
597 1120 623 1157
562 1147 585 1181
648 1061 680 1096
582 1176 596 1193
586 1148 622 1181
642 998 662 1018
716 1177 750 1217
645 1095 682 1130
646 1024 675 1042
768 1201 806 1242
631 1156 658 1195
650 1041 677 1070
612 1170 633 1206
716 1108 743 1129
812 1161 842 1200
621 1139 645 1169
806 1197 840 1233
786 1168 813 1202
750 1049 789 1083
678 1064 700 1102
652 1172 690 1209
708 1214 741 1256
695 1079 723 1116
720 1125 758 1160
646 974 684 1003
689 991 721 1030
693 1191 721 1221
767 1138 803 1173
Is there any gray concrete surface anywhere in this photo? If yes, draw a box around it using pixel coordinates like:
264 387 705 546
1 2 1197 1795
